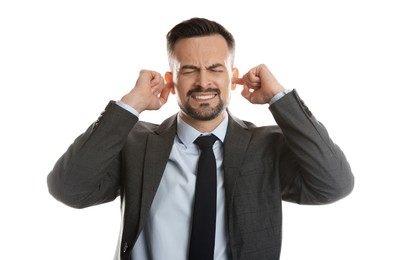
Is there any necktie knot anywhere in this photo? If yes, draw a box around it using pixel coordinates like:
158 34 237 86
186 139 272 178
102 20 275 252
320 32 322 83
194 135 218 150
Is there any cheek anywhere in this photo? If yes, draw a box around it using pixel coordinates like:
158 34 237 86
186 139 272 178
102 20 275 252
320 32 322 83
219 79 231 94
176 77 195 94
174 84 190 102
221 89 231 102
177 76 195 87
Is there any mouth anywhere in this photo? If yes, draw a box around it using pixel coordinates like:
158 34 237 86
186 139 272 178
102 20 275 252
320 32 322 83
192 93 217 101
188 87 220 103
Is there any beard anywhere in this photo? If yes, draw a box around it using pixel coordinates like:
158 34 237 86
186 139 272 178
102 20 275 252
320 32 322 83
178 87 226 121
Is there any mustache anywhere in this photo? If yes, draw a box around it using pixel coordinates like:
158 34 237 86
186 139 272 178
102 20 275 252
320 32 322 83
187 86 221 97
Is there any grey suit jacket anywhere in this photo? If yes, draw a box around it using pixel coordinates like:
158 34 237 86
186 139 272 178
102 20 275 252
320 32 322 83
47 90 354 260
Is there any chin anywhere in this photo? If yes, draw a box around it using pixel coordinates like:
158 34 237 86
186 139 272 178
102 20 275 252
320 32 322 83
181 103 225 121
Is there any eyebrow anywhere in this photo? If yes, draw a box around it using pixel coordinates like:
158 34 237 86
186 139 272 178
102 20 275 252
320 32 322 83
180 65 199 70
180 63 225 70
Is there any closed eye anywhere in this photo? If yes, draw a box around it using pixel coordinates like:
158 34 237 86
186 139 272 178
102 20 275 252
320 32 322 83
179 63 225 74
180 65 199 75
207 63 225 73
182 70 197 75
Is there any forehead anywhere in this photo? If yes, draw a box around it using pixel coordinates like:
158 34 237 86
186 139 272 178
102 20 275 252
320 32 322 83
173 34 230 65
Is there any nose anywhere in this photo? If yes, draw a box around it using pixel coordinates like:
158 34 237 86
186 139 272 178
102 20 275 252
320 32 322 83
196 69 212 88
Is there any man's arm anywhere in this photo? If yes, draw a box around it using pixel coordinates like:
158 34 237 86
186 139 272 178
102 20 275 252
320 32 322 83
47 102 138 208
47 70 171 208
271 89 354 204
234 64 354 204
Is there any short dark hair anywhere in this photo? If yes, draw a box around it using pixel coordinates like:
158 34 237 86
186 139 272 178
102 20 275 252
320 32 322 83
166 17 235 65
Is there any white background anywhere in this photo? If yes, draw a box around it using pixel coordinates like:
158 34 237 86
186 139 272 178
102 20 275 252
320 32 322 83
1 0 404 259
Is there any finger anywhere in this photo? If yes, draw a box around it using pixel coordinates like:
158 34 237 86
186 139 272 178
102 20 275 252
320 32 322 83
152 88 160 96
240 84 252 102
150 72 163 87
241 74 262 92
242 81 260 90
151 76 166 94
243 72 260 86
158 85 171 106
232 77 245 85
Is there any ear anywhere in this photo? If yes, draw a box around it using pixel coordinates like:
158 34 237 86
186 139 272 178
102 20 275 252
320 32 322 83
165 72 175 94
231 68 239 90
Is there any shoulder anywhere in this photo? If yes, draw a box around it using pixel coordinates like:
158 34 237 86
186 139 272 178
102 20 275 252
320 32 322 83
132 120 160 134
227 114 284 150
128 113 177 138
229 113 283 136
245 122 284 143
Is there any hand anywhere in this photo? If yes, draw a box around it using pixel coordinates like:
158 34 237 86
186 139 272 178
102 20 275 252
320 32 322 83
232 64 285 104
120 70 171 113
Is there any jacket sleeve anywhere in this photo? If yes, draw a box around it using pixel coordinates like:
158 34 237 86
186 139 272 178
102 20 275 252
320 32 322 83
270 89 354 205
47 101 139 209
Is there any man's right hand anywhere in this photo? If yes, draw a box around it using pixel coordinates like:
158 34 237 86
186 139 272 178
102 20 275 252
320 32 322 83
120 70 172 113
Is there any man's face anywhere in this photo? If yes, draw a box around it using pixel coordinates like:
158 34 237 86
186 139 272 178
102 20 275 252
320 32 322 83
169 35 236 122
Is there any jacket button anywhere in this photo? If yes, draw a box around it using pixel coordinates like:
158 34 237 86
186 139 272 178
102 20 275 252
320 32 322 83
300 99 313 116
123 242 128 253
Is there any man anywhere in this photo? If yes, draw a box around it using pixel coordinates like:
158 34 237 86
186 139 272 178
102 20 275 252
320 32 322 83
47 17 354 260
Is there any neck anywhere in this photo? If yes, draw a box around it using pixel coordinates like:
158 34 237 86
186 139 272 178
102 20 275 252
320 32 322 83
180 111 226 133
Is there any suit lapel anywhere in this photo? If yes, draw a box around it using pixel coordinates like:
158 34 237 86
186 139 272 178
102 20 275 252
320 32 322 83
138 114 177 229
136 112 252 234
223 113 252 216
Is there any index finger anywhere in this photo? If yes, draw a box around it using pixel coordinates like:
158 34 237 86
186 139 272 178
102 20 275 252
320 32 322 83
232 77 245 85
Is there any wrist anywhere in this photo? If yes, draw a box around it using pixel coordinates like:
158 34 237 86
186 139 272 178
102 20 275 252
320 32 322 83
269 89 291 106
116 100 141 116
120 94 147 113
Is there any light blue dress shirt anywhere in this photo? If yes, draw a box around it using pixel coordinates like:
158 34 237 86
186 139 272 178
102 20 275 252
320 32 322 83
131 114 229 260
115 89 290 259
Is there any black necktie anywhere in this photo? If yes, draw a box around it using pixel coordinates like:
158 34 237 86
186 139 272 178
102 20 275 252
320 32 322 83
189 135 218 260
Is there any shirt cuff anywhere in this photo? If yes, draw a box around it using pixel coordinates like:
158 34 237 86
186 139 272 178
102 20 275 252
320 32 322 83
269 89 292 106
116 100 140 117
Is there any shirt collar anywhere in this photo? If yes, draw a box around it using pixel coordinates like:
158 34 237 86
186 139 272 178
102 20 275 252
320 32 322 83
176 112 228 148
